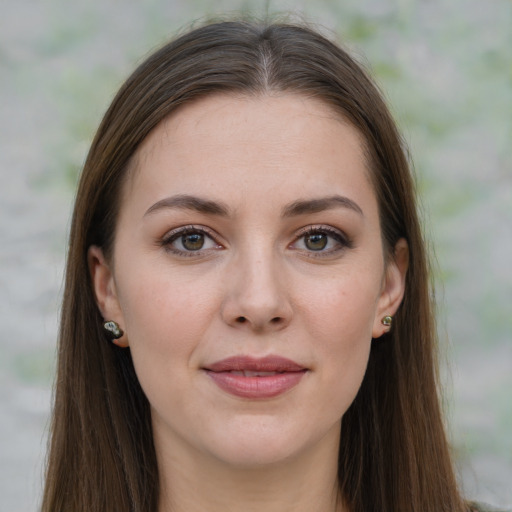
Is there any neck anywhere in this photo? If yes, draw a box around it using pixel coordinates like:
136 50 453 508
155 425 345 512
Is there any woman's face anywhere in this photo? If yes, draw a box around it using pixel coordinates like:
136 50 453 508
90 94 407 469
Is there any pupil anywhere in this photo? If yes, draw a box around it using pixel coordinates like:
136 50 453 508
305 233 327 251
182 233 204 250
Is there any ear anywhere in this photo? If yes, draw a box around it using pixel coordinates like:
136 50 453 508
88 245 129 347
372 238 409 339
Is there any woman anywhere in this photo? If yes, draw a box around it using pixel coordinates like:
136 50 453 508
41 19 489 512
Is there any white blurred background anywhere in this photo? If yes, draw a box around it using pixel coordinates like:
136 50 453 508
0 1 510 510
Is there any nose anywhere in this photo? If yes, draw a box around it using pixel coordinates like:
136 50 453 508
220 250 293 333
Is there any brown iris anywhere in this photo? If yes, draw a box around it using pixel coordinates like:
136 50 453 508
182 233 205 250
304 233 328 251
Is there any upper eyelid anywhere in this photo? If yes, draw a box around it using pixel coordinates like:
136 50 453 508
162 224 346 236
163 225 218 241
294 224 349 240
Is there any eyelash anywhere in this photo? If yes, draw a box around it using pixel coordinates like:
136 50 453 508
160 225 353 258
292 225 353 256
161 225 222 257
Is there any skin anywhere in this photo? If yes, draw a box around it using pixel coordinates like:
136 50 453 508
89 94 408 512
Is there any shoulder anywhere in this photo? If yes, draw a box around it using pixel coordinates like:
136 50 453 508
469 502 512 512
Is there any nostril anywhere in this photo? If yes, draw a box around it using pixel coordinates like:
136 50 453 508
233 316 285 326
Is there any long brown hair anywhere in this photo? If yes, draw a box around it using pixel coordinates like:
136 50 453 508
42 19 468 512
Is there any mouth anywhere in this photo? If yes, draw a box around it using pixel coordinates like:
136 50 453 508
203 355 308 399
224 370 288 377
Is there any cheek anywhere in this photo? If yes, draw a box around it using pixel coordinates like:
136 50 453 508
300 275 379 407
302 273 381 343
114 268 221 390
117 259 218 332
115 271 214 401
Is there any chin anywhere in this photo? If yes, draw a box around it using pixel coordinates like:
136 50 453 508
201 416 339 470
211 439 302 470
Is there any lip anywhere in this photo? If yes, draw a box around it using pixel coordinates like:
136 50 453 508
203 355 307 399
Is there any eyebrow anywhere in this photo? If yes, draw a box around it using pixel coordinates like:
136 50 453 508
144 193 363 218
282 195 364 217
144 194 230 217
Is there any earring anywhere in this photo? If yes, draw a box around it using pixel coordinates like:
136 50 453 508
103 320 124 339
381 315 393 328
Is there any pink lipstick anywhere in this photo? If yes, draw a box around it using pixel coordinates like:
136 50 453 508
203 355 307 399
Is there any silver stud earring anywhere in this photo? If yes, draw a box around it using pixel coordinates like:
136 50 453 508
381 315 393 328
103 320 124 339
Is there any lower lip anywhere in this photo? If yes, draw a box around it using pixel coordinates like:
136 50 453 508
206 371 306 399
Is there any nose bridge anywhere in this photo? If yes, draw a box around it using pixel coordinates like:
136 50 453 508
221 241 292 331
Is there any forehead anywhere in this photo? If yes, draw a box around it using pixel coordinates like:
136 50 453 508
122 93 376 216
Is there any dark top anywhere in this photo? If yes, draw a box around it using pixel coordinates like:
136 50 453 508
470 502 512 512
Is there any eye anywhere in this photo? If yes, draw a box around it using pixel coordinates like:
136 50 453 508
303 232 329 251
180 232 207 251
291 226 352 255
162 226 221 255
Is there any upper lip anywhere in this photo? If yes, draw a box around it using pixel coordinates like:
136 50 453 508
204 355 306 373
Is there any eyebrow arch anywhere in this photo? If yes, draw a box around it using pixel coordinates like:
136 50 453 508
282 195 364 217
144 194 230 217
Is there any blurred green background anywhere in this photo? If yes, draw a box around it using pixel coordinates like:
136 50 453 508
0 0 510 510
